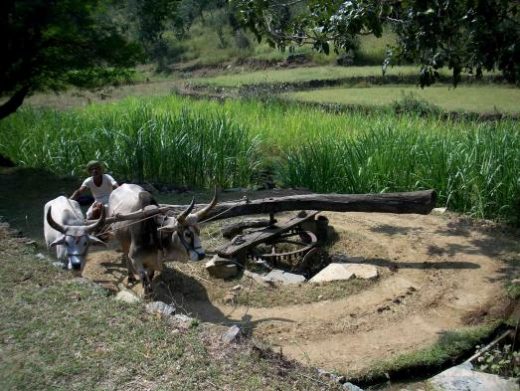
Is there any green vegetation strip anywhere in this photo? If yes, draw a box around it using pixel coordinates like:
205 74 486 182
354 323 499 385
284 85 520 115
190 66 425 87
0 95 519 224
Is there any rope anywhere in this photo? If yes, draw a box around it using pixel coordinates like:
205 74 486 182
198 197 248 225
98 196 247 235
97 212 159 235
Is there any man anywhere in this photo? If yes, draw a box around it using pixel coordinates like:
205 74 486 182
70 160 119 219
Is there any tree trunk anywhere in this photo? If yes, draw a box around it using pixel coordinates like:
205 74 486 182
201 190 437 221
98 190 437 225
0 86 29 120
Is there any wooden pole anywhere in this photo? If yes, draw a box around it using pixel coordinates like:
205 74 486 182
177 190 436 222
91 189 436 225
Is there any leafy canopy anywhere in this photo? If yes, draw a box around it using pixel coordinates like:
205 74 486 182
231 0 520 86
0 0 182 119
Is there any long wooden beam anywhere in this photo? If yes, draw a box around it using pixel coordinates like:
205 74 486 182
90 190 436 225
166 189 437 222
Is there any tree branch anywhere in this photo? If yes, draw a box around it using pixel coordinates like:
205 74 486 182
0 85 30 120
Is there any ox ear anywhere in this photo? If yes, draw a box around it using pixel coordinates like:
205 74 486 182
49 235 66 247
88 235 107 246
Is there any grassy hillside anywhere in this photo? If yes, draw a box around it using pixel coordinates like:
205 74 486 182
156 8 394 69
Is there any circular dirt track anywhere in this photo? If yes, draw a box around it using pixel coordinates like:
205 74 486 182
83 211 519 376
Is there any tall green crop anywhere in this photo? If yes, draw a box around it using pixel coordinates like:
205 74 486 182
1 94 518 224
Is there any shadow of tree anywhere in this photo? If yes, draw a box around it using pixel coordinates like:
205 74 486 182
149 267 294 332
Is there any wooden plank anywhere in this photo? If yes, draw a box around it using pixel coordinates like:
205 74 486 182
217 211 318 257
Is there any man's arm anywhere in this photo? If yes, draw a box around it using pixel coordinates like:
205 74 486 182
107 174 118 190
70 185 88 200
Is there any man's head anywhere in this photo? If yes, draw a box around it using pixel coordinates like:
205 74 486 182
86 160 104 176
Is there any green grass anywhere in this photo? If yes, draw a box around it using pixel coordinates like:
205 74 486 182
0 225 344 390
284 85 520 115
1 95 519 224
190 65 426 87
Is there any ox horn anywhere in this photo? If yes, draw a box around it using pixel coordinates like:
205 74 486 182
86 206 106 233
195 188 218 221
46 206 66 234
176 198 195 225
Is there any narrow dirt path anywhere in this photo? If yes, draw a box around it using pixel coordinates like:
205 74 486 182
83 211 519 375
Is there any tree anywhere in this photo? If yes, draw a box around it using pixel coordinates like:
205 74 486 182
0 0 150 120
231 0 520 86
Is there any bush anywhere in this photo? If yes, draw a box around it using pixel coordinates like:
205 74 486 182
475 344 520 378
392 92 442 117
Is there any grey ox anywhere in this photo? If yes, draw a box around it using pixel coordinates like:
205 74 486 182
44 196 106 270
108 184 217 293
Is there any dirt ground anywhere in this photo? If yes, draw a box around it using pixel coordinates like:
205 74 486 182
82 209 520 377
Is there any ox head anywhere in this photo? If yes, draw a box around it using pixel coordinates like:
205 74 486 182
157 191 218 262
46 206 106 270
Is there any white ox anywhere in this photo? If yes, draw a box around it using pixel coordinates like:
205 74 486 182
108 184 217 293
44 196 106 270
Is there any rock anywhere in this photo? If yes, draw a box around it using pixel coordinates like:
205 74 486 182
146 301 176 317
222 325 241 344
264 269 306 285
344 264 378 280
168 314 197 329
243 270 273 286
205 255 239 279
115 290 141 304
342 382 364 391
427 362 518 391
317 369 347 384
310 263 355 283
173 314 193 322
433 207 448 214
310 263 378 282
52 261 66 269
